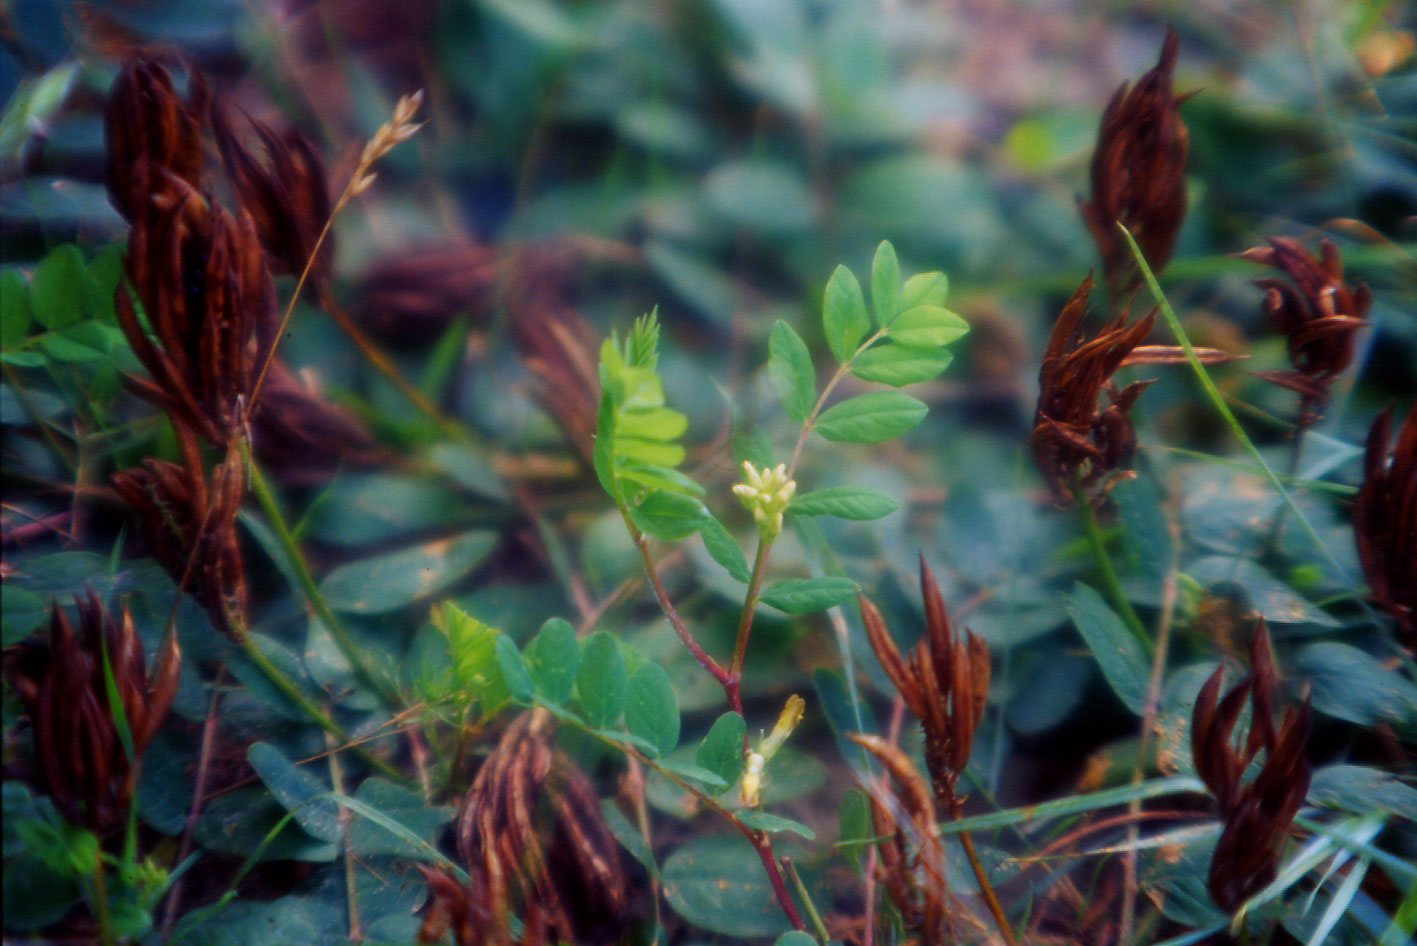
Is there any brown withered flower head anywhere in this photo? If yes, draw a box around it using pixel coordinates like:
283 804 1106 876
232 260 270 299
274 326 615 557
1031 274 1157 505
451 708 625 946
104 57 208 222
212 103 334 285
1236 237 1371 424
10 593 180 834
1080 27 1189 295
858 555 991 814
1191 620 1312 913
353 241 500 344
250 360 383 484
111 445 248 639
1352 406 1417 648
114 166 278 449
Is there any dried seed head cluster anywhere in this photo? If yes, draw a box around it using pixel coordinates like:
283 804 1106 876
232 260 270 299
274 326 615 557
1237 237 1371 423
350 90 425 196
1030 274 1156 505
250 361 382 484
356 241 500 343
446 709 626 946
1080 28 1189 295
1352 406 1417 648
9 594 180 834
104 58 207 221
1190 621 1312 912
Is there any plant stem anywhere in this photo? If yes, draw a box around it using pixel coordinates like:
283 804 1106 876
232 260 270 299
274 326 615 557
1072 481 1152 654
326 731 361 943
619 506 729 685
957 827 1018 946
91 843 114 946
780 856 829 943
726 538 772 715
240 438 403 708
161 665 225 942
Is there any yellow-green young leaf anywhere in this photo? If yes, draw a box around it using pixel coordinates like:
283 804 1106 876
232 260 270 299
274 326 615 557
850 343 953 386
696 711 747 786
760 576 857 614
870 240 900 328
1064 583 1149 715
623 406 689 441
822 264 869 364
614 437 686 470
631 490 709 540
432 602 499 693
577 632 627 728
887 305 968 348
29 245 85 330
524 617 579 705
898 271 949 310
698 515 751 582
814 391 927 443
768 320 815 423
625 663 679 758
616 463 705 496
494 634 534 702
790 485 898 520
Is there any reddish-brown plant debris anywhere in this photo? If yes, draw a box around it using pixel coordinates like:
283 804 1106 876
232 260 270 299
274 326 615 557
353 241 501 343
212 103 334 286
416 866 479 946
1235 237 1371 423
1030 274 1156 505
448 708 625 946
114 166 278 449
9 593 180 835
111 445 248 639
1352 406 1417 648
250 360 383 484
1191 620 1312 912
104 56 208 223
1079 27 1189 296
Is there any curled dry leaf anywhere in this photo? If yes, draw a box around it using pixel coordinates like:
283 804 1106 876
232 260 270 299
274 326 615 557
9 593 180 835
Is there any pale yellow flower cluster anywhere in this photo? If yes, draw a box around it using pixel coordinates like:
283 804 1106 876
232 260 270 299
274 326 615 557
731 461 796 541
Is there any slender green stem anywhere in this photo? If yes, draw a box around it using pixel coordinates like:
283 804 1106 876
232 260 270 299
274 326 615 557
726 538 772 714
326 731 361 942
1118 224 1353 584
958 828 1019 946
240 439 403 709
1072 481 1152 654
91 844 114 946
780 856 830 943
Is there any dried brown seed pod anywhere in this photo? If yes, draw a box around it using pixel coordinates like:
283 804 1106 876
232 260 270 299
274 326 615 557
104 57 208 222
1352 406 1417 648
1080 27 1190 295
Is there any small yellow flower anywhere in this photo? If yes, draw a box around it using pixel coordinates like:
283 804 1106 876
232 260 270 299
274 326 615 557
732 461 796 541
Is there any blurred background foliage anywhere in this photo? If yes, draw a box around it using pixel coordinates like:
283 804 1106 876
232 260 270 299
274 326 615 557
2 0 1415 943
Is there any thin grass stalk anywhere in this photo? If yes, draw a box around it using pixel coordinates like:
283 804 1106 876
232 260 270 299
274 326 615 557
160 666 224 942
957 828 1018 946
1071 479 1152 654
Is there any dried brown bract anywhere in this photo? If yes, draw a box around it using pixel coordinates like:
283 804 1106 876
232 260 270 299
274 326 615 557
452 708 625 946
416 866 480 946
353 241 500 343
250 360 382 484
1236 237 1370 423
1352 406 1417 648
1191 620 1312 912
212 104 334 285
111 445 248 639
104 57 208 222
114 167 278 448
1030 274 1156 505
10 593 180 834
1080 28 1189 295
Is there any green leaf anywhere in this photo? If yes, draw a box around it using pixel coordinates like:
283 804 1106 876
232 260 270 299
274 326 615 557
347 778 455 861
696 712 747 786
699 515 751 582
822 264 869 364
577 631 628 728
495 634 535 702
737 810 815 840
431 602 506 711
837 788 873 871
631 490 709 541
29 245 85 329
898 271 949 309
601 798 658 878
657 759 730 790
768 320 815 423
524 617 579 705
1293 642 1417 727
814 391 927 443
1064 583 1150 716
1 584 46 645
319 530 497 614
790 485 899 520
850 342 953 386
662 835 789 937
1 269 32 346
760 576 857 614
870 240 900 328
775 934 818 946
625 662 679 758
247 742 342 843
886 304 969 347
